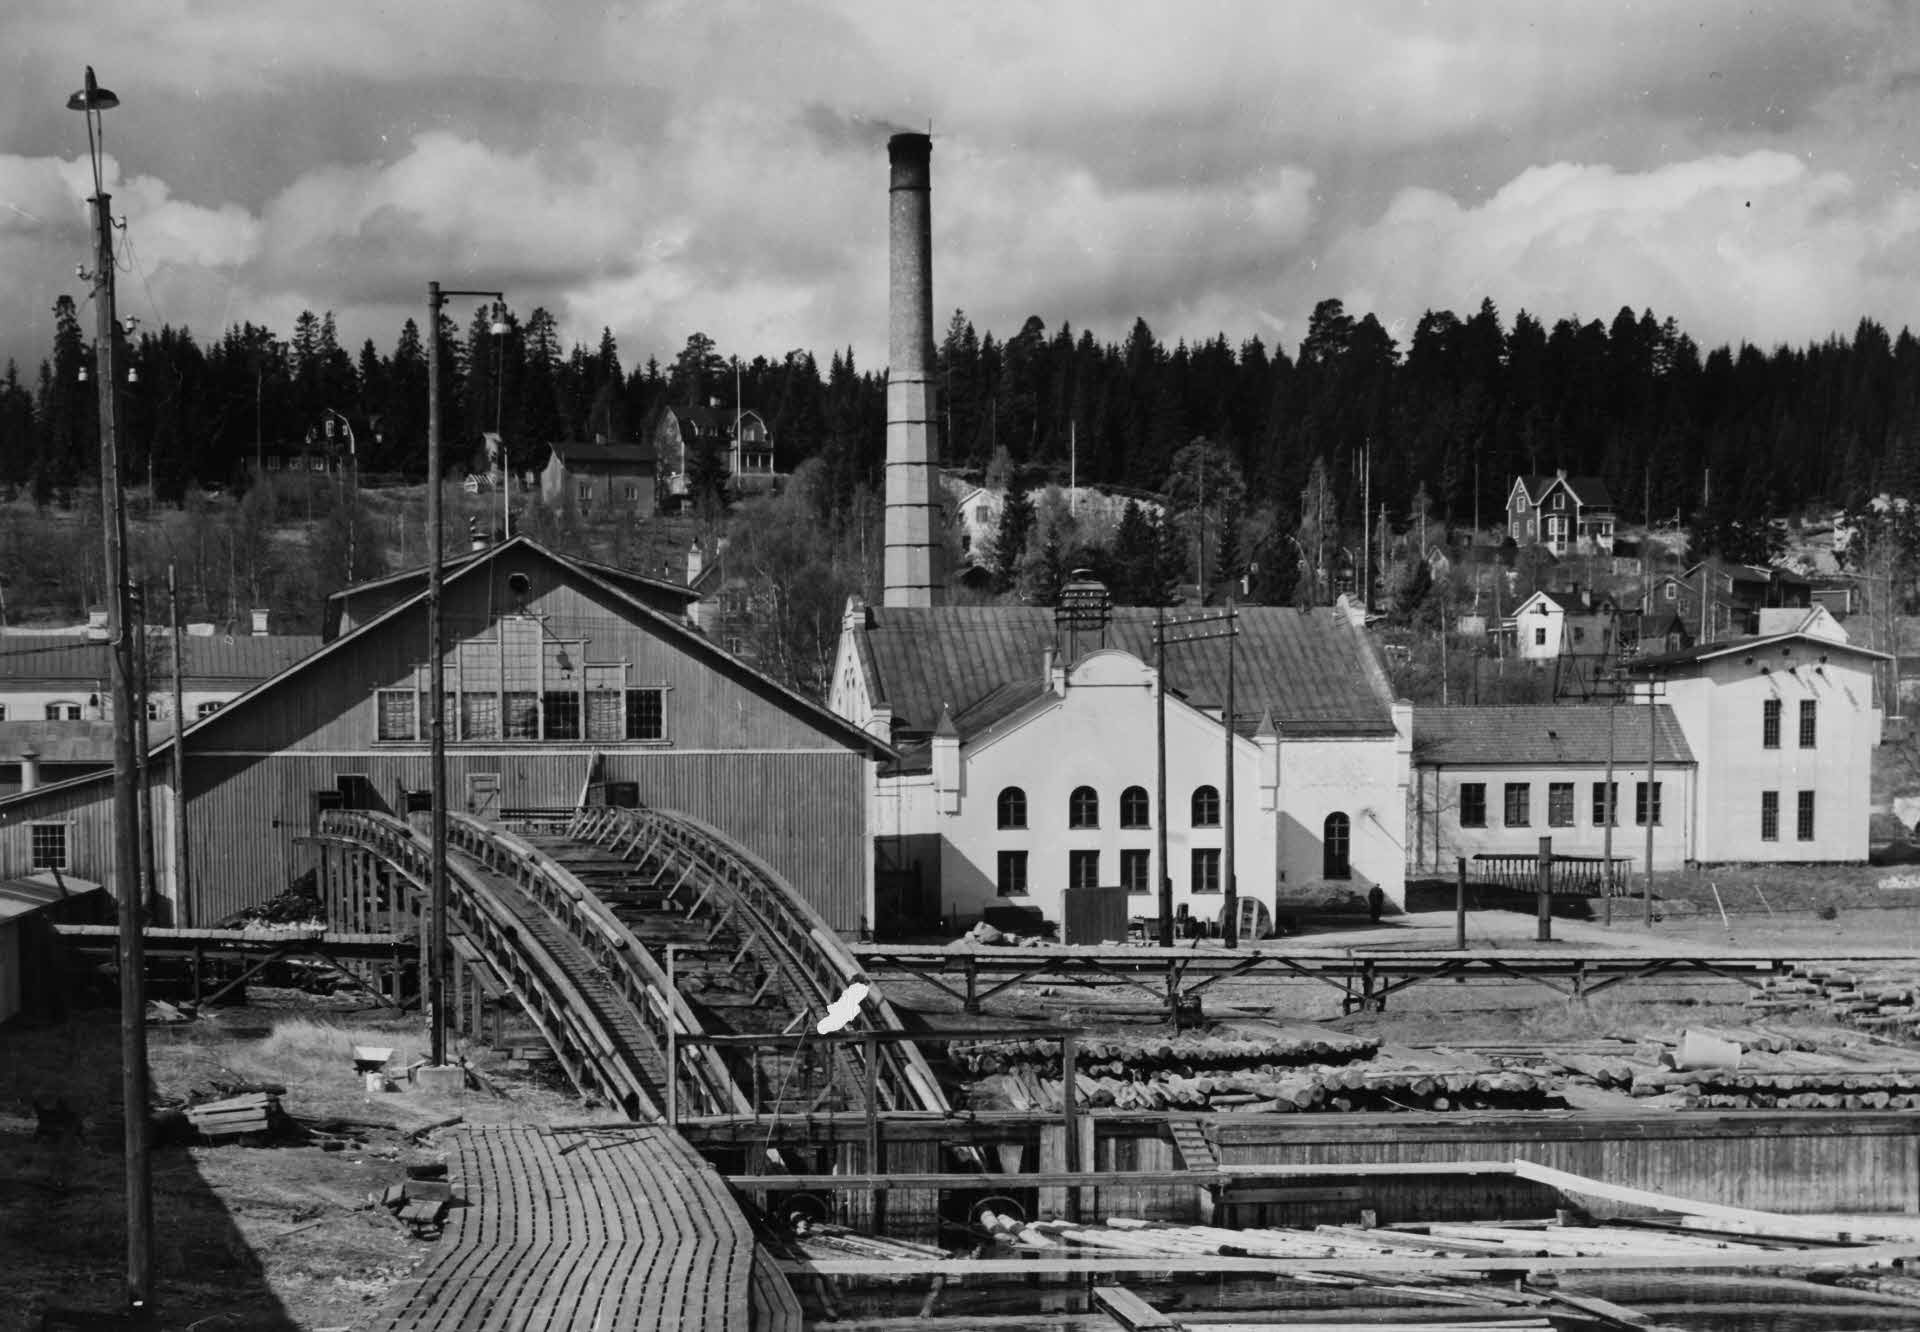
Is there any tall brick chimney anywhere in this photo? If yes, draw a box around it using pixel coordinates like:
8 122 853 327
883 132 940 608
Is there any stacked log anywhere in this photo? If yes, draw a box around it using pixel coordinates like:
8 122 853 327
1748 962 1920 1038
947 1029 1379 1079
973 1057 1551 1115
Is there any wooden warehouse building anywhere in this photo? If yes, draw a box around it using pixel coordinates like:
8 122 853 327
0 536 890 933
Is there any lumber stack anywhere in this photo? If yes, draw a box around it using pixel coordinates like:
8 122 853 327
783 1220 951 1280
1534 1024 1920 1111
185 1090 286 1141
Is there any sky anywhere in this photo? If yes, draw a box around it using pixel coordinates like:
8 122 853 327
5 1 1920 383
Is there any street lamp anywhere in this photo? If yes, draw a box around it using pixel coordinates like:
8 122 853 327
69 62 152 1315
425 281 502 1069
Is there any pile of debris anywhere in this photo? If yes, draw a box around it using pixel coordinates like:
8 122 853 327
380 1162 456 1238
184 1088 288 1142
954 1032 1553 1114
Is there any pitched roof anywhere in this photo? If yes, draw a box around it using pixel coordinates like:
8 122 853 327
0 632 321 685
0 720 124 763
548 440 656 465
1413 704 1694 766
325 545 698 612
1518 474 1615 508
852 604 1397 738
1626 629 1890 671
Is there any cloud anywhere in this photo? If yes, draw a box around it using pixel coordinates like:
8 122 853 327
1321 151 1920 350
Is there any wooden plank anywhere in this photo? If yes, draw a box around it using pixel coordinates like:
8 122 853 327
1090 1285 1180 1330
1507 1159 1902 1242
776 1238 1920 1277
725 1162 1518 1190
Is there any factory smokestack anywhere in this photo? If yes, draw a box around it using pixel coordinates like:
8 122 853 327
883 132 940 608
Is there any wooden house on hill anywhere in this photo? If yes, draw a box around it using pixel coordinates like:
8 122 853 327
540 439 658 516
0 537 891 932
1507 471 1617 555
647 402 777 509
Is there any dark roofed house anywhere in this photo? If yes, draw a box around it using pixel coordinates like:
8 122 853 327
540 437 657 515
1507 470 1617 556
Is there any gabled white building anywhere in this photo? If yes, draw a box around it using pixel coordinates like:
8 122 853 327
829 600 1411 931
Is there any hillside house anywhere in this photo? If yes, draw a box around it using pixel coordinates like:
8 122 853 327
1507 471 1617 555
0 537 891 932
540 439 657 516
829 598 1411 933
1646 559 1812 644
647 402 776 508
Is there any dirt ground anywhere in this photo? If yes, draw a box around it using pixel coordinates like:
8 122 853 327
1 901 1904 1330
0 992 603 1332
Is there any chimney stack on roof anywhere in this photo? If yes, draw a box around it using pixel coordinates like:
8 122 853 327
882 131 940 608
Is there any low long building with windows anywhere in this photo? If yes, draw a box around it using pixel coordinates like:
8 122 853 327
1409 705 1698 873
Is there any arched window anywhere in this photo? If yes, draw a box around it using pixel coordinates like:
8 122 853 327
1191 784 1221 827
997 786 1027 830
1119 785 1150 829
1068 785 1099 829
1323 812 1351 880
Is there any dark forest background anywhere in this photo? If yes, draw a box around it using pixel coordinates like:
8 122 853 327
7 294 1920 693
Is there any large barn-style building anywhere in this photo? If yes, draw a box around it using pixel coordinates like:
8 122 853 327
0 536 890 933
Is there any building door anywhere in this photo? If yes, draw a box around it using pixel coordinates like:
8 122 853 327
465 772 501 821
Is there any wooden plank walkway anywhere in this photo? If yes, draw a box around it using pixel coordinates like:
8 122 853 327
368 1125 801 1332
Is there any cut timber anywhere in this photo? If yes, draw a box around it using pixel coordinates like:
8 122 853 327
1508 1160 1903 1243
1091 1285 1180 1330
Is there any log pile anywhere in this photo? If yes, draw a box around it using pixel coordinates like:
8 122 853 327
1535 1024 1920 1111
948 1029 1380 1077
185 1090 287 1142
1748 962 1920 1038
957 1032 1551 1115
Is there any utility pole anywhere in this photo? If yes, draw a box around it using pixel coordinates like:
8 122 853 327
1645 674 1659 927
1602 680 1617 926
70 63 151 1315
1362 440 1371 614
1155 604 1171 946
426 280 502 1067
1155 606 1241 943
132 588 157 916
169 565 192 928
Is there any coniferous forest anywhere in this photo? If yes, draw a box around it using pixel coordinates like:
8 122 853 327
5 293 1920 679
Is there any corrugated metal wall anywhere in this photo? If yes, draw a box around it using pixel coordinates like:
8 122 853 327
1213 1112 1920 1215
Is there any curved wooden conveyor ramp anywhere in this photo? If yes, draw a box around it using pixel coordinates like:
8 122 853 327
314 803 949 1331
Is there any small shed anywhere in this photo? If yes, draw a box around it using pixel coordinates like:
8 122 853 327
0 871 106 1023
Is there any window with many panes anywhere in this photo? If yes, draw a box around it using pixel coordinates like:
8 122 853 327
997 787 1027 830
196 700 223 719
1762 698 1781 749
1119 785 1150 828
1547 782 1574 827
1761 790 1779 841
377 689 417 741
1120 849 1150 895
1069 786 1099 829
504 692 539 739
1191 785 1220 827
45 701 81 721
1635 781 1662 826
1797 790 1816 841
543 691 581 740
1190 847 1221 894
625 688 665 741
1504 782 1531 827
1799 700 1817 749
1460 782 1487 827
1592 781 1618 826
1069 849 1100 890
996 850 1028 897
30 823 67 871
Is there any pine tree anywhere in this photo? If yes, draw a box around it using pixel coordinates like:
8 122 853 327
992 486 1035 590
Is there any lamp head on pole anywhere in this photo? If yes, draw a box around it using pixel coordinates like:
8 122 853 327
66 67 119 113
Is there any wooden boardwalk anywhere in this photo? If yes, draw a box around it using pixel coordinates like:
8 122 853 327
369 1125 801 1332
